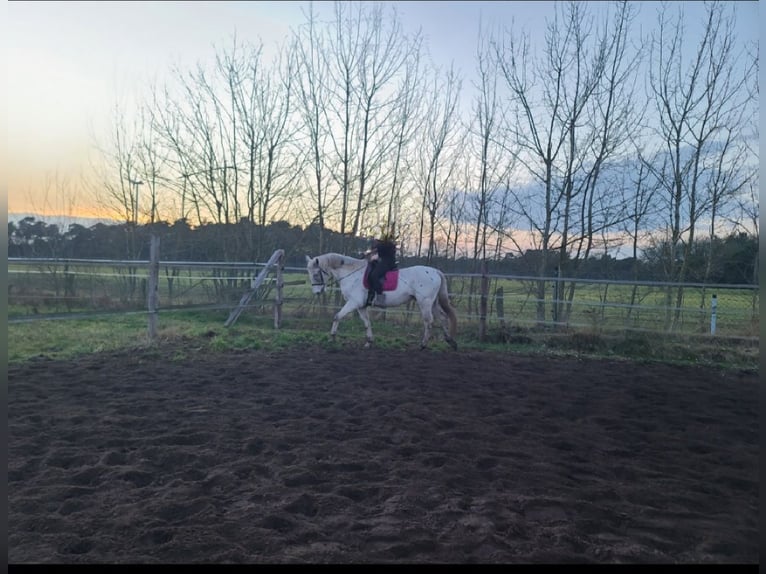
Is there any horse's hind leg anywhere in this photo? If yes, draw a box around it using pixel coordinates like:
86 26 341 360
417 298 435 349
434 304 458 350
433 304 456 350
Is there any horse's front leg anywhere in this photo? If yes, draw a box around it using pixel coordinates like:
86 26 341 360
330 300 360 340
356 306 374 348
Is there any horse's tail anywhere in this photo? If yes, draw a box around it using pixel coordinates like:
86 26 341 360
438 271 457 340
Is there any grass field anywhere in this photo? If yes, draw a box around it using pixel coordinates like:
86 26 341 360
7 303 758 371
9 262 758 334
8 260 758 369
447 275 758 338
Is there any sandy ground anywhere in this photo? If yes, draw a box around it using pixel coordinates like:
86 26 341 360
8 344 759 563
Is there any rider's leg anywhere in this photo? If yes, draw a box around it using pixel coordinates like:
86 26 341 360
366 263 379 306
371 262 390 306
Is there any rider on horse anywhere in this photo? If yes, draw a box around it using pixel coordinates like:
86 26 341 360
365 224 397 307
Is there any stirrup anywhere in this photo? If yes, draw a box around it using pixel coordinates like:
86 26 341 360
373 293 386 307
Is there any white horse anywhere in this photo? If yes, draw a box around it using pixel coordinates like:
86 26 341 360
305 253 458 350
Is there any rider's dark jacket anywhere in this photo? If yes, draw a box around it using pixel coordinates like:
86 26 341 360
367 238 397 296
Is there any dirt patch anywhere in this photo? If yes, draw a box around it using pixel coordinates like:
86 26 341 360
8 344 759 563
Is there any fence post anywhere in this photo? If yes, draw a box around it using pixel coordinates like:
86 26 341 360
495 286 506 331
710 293 717 335
551 266 561 324
225 249 285 328
479 259 489 342
147 235 160 341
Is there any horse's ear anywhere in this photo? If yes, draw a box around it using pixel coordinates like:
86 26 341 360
305 255 312 264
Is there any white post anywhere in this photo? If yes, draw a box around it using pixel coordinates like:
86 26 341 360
274 252 283 329
710 294 717 335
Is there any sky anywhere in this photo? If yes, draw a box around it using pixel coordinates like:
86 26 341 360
5 0 761 223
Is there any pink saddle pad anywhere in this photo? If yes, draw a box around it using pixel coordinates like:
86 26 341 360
363 268 399 291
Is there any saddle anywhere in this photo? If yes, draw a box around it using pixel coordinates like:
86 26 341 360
363 265 399 291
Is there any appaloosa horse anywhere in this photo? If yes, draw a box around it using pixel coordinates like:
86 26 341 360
305 253 458 350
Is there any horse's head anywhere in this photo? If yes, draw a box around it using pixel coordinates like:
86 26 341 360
305 255 326 295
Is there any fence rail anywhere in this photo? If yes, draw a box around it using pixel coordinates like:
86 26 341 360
8 257 759 341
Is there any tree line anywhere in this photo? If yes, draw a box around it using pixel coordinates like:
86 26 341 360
8 216 757 286
67 1 756 324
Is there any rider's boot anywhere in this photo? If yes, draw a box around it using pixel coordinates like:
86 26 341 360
365 289 375 307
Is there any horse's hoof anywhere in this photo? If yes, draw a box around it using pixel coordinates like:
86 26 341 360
364 340 373 349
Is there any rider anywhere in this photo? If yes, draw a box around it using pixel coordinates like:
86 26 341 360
365 225 397 307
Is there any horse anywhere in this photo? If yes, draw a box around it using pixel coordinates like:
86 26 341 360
305 253 458 350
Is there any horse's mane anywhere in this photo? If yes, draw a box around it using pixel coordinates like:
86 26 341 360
319 252 366 270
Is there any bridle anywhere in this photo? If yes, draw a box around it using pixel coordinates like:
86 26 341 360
310 258 366 290
310 266 330 289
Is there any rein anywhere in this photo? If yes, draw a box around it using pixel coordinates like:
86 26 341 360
314 257 366 288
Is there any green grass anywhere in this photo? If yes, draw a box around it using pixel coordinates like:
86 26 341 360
8 261 758 369
6 305 441 364
7 305 758 371
10 263 758 337
448 275 758 338
9 314 152 363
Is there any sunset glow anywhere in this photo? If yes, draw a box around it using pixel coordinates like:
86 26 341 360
7 1 759 261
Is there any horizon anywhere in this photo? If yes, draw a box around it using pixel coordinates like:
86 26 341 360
11 210 755 264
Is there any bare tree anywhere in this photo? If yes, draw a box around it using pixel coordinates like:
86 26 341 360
29 169 79 229
164 63 226 226
225 39 265 227
214 34 250 225
292 4 332 252
315 1 412 245
193 56 239 226
256 45 302 228
93 101 142 228
558 1 643 322
148 81 203 224
495 2 601 323
621 146 663 318
442 159 472 260
220 37 303 258
647 1 754 329
133 104 169 225
322 1 364 241
349 2 408 238
414 64 463 261
90 98 158 303
383 34 426 235
470 22 514 263
736 176 759 320
729 39 758 301
495 1 646 324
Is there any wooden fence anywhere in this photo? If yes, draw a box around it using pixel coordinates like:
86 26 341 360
8 255 759 341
